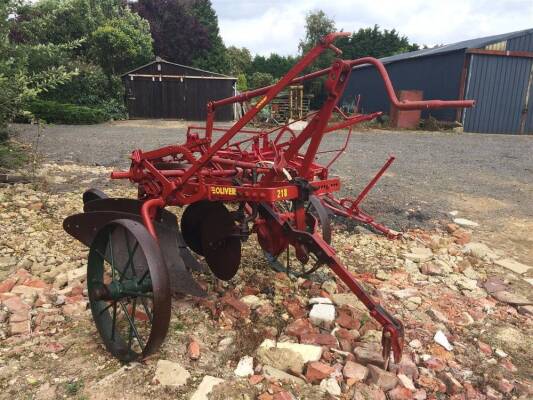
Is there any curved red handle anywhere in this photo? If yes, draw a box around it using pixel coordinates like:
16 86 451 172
349 57 475 110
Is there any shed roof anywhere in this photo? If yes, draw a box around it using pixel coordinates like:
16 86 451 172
122 57 235 79
377 28 533 64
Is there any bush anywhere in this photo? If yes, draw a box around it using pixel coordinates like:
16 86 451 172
28 99 108 124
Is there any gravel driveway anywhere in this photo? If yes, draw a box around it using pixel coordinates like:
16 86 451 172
12 120 533 263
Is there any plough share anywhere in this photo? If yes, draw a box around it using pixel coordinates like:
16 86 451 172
64 33 474 365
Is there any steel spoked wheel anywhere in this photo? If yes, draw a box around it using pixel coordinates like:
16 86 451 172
87 219 171 362
264 196 331 278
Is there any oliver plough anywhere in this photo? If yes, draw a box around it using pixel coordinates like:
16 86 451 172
63 32 474 365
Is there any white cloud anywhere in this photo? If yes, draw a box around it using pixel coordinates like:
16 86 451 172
213 0 533 55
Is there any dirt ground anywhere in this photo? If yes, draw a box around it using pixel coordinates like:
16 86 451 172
12 121 533 265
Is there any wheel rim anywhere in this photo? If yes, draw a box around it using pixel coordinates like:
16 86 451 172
87 219 171 362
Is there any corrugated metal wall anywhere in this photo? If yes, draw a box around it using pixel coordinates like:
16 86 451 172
507 32 533 52
341 51 465 121
463 54 533 133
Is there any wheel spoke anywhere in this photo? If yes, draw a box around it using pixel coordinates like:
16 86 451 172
140 297 154 324
99 302 114 316
128 298 137 349
119 301 145 350
120 229 139 281
137 269 150 285
111 301 117 341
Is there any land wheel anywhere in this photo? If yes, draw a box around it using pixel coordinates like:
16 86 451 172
87 219 171 362
263 195 332 278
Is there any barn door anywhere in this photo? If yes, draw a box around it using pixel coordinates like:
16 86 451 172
463 54 533 134
161 78 187 119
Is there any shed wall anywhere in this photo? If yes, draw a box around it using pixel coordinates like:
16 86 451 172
463 54 533 133
124 77 235 120
506 32 533 52
341 51 465 121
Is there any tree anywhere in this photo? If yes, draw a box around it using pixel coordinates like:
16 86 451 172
88 9 153 88
298 10 336 55
248 72 274 90
132 0 211 66
337 25 419 59
226 45 252 76
298 10 336 108
1 0 77 141
189 0 229 73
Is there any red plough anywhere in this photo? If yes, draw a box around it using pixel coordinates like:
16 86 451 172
64 33 474 364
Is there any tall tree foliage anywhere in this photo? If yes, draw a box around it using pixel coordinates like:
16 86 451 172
89 10 153 88
189 0 229 73
337 25 419 59
132 0 211 67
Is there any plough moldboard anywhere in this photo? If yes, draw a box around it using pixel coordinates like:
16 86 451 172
63 32 474 365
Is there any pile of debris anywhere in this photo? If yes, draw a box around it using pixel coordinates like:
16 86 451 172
0 164 531 399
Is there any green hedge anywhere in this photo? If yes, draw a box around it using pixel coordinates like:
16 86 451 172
28 100 108 124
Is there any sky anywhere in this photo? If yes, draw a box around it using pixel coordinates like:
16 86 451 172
212 0 533 56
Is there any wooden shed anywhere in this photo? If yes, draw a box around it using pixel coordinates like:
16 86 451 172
122 57 236 121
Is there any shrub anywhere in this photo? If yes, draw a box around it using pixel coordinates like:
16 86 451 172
28 99 108 124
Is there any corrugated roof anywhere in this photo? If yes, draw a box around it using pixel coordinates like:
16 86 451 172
377 28 533 64
121 57 235 79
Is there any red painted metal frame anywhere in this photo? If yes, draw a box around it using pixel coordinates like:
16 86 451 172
110 32 475 364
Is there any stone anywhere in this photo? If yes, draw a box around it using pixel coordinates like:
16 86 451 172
152 360 190 387
259 339 323 363
66 267 86 283
305 361 334 383
217 336 234 352
240 295 262 309
392 288 418 299
398 355 419 379
3 296 30 313
433 330 453 351
367 364 398 391
453 218 479 228
321 280 337 295
485 386 503 399
409 339 422 349
256 347 304 374
398 373 416 391
420 263 443 276
439 371 463 394
342 361 368 381
0 278 17 293
10 320 31 335
234 355 254 377
35 382 57 400
188 339 200 360
353 343 384 366
308 296 332 305
62 302 86 316
330 293 365 311
494 258 531 274
491 290 531 305
10 285 43 297
518 304 533 316
300 333 337 347
273 391 294 400
452 229 471 245
222 296 251 318
403 247 433 263
388 387 414 400
285 318 316 338
309 303 335 328
190 376 225 400
336 309 360 330
262 366 305 386
319 377 341 396
463 242 492 258
426 309 448 324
